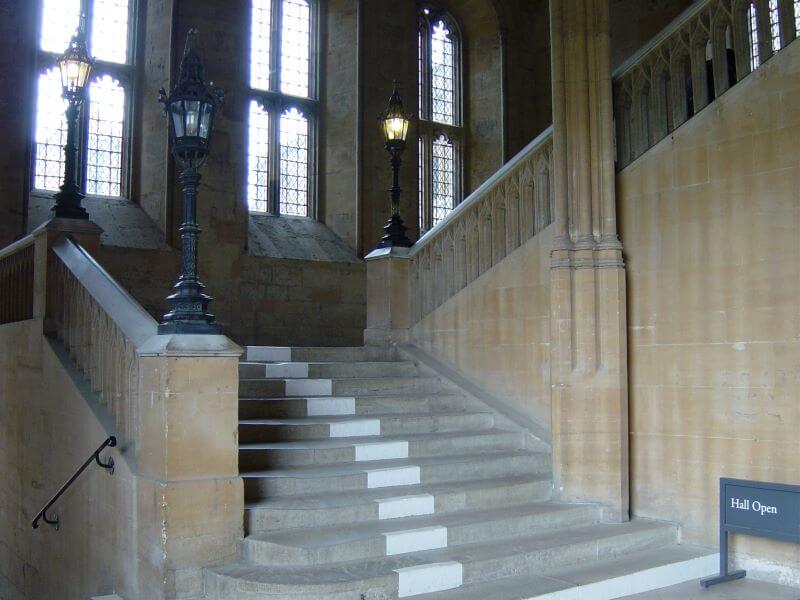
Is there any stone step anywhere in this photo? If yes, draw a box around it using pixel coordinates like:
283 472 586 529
238 411 495 443
239 376 448 398
242 502 601 566
239 360 419 379
238 394 468 418
239 429 526 469
203 520 678 599
244 474 552 533
242 450 550 499
410 544 717 599
245 345 391 363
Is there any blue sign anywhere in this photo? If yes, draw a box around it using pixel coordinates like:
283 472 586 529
701 478 800 588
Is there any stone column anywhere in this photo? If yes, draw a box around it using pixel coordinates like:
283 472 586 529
364 247 411 347
548 0 629 522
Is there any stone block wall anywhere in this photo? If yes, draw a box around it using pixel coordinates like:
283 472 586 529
411 227 552 436
618 38 800 583
0 320 138 600
96 245 366 347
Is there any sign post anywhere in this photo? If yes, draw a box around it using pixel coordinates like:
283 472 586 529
701 478 800 588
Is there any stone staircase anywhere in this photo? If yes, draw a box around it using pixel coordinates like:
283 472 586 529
204 346 716 599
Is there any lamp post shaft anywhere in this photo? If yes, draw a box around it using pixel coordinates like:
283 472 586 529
157 166 219 334
389 148 402 215
52 99 89 219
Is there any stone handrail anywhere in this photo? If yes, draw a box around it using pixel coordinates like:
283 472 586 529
50 236 158 446
409 126 554 324
613 0 798 169
0 235 35 325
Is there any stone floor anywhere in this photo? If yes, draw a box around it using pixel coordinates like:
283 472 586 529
623 578 800 599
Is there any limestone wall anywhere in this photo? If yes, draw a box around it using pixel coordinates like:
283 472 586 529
411 227 552 434
618 39 800 583
0 320 137 600
95 245 366 348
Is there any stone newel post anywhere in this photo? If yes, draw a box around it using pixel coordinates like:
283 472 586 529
364 247 412 347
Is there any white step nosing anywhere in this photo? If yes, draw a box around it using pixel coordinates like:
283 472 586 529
355 440 409 461
526 553 719 600
384 525 447 555
306 397 356 416
330 418 381 438
367 465 421 488
396 561 463 597
377 493 436 519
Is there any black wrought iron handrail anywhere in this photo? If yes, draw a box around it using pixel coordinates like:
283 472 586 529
31 436 117 530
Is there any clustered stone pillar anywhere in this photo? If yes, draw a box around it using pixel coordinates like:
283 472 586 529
549 0 629 522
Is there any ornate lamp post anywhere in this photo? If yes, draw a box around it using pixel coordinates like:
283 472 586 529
157 29 223 335
376 82 413 249
53 19 94 219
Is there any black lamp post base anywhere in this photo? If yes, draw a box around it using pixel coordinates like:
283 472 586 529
157 319 220 335
159 286 220 334
376 213 413 249
52 190 89 220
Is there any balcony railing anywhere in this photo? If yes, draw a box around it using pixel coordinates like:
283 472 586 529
613 0 799 169
409 126 554 324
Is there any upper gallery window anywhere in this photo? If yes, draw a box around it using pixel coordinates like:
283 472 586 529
34 0 135 197
418 6 462 233
247 0 317 217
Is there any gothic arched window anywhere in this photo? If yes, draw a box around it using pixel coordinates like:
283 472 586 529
247 0 317 217
418 6 462 233
33 0 136 197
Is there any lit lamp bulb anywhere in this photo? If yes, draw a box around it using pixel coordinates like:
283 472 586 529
57 27 94 99
380 82 411 145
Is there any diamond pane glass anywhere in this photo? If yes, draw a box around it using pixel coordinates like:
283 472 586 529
87 76 125 196
92 0 130 63
769 0 780 51
40 0 81 54
418 29 424 117
279 108 309 216
430 20 455 125
34 69 68 192
247 100 271 213
251 0 272 90
431 135 455 227
796 0 800 34
749 3 760 70
418 137 425 232
280 0 311 97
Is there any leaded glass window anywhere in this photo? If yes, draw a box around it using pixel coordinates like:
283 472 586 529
418 6 462 233
33 0 135 197
769 0 781 52
749 3 760 71
247 0 317 216
795 0 800 34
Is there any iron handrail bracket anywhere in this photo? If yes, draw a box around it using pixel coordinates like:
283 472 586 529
31 436 117 530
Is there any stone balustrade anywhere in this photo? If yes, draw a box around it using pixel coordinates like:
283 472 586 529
0 235 34 325
613 0 799 169
50 236 158 447
409 126 554 324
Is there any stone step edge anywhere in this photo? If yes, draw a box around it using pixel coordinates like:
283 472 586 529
410 546 718 599
243 473 552 512
244 502 599 550
205 521 676 595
